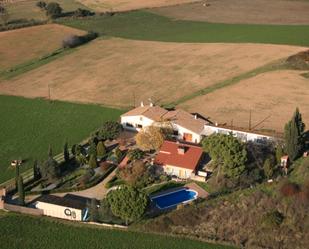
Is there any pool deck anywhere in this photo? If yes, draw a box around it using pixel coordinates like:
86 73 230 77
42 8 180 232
185 182 209 199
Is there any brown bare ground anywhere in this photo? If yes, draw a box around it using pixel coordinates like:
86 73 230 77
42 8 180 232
179 70 309 132
152 0 309 25
0 24 85 70
77 0 200 11
0 38 305 110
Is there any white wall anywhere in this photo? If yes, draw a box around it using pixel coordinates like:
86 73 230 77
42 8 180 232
35 202 83 221
164 165 194 179
121 115 154 132
174 124 202 143
203 125 273 143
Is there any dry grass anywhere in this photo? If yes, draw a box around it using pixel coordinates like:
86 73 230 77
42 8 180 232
77 0 200 11
0 38 304 109
152 0 309 25
179 70 309 132
0 24 85 70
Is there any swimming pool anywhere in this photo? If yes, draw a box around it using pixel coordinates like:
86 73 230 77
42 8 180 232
151 188 198 209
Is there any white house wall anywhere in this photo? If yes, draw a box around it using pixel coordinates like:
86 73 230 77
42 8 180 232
174 124 202 143
35 202 83 221
164 164 193 179
121 115 154 131
202 125 273 143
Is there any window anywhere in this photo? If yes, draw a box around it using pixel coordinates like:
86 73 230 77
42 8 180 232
136 124 143 129
125 122 133 128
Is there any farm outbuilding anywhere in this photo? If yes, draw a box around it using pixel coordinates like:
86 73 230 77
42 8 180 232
34 195 88 221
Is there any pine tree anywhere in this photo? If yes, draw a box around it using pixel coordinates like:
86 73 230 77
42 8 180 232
33 160 40 180
48 145 53 158
64 141 70 163
18 176 25 206
284 108 305 161
15 164 20 189
96 141 106 159
263 158 274 179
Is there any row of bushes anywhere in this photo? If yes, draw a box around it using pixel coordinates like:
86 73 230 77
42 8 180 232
62 31 98 49
26 164 116 196
0 19 46 32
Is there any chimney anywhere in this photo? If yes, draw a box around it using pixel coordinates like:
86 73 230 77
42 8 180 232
194 114 197 120
150 102 154 107
141 101 144 107
177 146 186 155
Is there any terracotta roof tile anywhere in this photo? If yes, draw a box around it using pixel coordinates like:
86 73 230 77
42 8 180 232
154 140 203 170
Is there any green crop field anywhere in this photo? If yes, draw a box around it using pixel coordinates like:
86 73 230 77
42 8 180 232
0 95 124 183
59 11 309 46
0 212 235 249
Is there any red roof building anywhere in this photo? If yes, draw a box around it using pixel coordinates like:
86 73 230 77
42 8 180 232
154 140 203 179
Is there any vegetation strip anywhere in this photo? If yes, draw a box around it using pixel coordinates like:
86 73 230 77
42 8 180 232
59 10 309 46
164 59 287 107
0 48 75 80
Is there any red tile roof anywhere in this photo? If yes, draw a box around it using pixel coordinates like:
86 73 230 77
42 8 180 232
154 140 203 170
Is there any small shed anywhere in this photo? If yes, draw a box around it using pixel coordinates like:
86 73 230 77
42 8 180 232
34 195 88 221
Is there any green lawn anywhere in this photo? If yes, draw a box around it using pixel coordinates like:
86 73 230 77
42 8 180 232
0 95 124 183
59 11 309 46
0 212 235 249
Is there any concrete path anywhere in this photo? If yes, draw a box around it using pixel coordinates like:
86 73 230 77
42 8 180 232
57 168 117 200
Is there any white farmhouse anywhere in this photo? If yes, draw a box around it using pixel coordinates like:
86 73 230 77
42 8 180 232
121 102 208 143
121 102 276 144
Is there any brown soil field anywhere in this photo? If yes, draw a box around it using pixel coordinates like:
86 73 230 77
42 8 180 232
0 38 305 109
77 0 200 11
179 70 309 132
0 24 85 70
152 0 309 25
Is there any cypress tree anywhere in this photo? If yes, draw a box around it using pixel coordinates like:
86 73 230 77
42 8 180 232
64 141 70 163
284 108 305 161
33 160 40 180
96 141 106 158
18 176 25 206
88 154 97 168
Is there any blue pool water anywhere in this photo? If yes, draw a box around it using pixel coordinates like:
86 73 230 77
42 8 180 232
151 188 197 209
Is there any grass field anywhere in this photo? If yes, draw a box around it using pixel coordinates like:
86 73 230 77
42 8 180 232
3 0 90 22
59 11 309 46
0 95 124 184
0 24 85 71
0 212 236 249
0 38 303 108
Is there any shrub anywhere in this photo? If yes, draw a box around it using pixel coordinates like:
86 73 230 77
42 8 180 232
96 121 122 141
127 149 144 161
73 8 94 17
62 32 98 49
280 181 300 197
100 161 112 172
262 210 284 227
46 2 62 19
36 1 47 9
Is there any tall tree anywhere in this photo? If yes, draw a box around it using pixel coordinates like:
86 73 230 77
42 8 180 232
88 154 97 168
88 140 97 157
135 126 164 151
17 176 25 206
33 160 40 180
96 141 106 159
107 186 148 225
64 141 70 163
284 108 305 161
263 158 274 179
45 2 62 19
202 133 247 179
